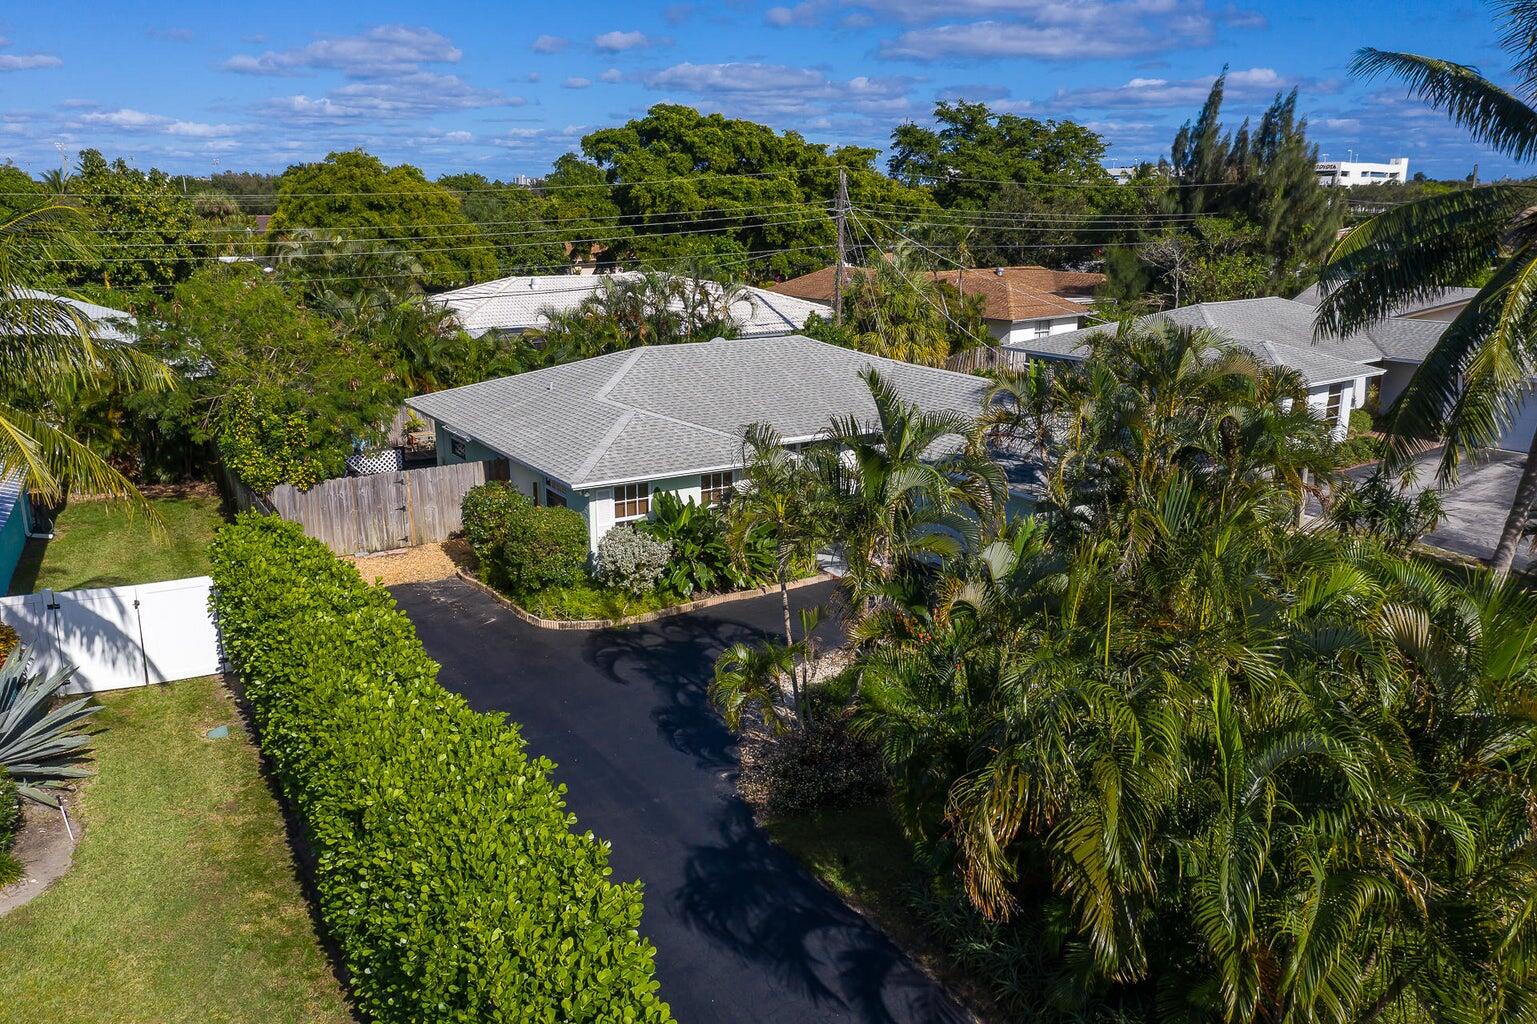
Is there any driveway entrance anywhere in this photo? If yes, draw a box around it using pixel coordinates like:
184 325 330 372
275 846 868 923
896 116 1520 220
391 577 970 1024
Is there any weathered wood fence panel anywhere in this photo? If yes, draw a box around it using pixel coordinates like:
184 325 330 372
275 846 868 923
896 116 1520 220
266 459 509 554
944 346 1030 375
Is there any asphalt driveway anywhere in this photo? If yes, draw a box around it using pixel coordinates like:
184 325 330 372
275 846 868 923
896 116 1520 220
391 577 969 1024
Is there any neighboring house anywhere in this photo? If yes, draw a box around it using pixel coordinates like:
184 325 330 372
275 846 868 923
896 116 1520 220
1315 157 1410 187
1293 282 1478 323
0 474 32 595
432 272 828 339
1002 296 1434 440
14 288 136 344
769 264 1106 345
406 334 989 555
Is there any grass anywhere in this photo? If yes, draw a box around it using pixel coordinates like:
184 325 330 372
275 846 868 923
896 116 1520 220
7 495 228 594
0 676 353 1024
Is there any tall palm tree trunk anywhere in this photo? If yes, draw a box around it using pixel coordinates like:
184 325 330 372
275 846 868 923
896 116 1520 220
777 565 803 721
1492 431 1537 575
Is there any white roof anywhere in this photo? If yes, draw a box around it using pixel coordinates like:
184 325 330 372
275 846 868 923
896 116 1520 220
11 288 136 344
432 272 828 339
408 334 988 490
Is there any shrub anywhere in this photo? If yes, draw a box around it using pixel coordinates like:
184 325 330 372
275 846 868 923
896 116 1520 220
460 481 526 579
1327 473 1444 550
0 623 18 665
0 770 17 846
640 491 738 598
595 525 672 595
209 514 672 1024
0 771 20 888
0 651 99 807
744 717 885 819
1348 406 1375 436
502 503 589 594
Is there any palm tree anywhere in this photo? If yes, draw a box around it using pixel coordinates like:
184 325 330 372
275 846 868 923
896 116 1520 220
815 366 1005 619
709 636 801 736
1314 1 1537 574
1 201 171 503
722 422 830 719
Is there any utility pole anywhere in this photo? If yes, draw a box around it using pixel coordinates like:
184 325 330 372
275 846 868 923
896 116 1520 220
833 167 849 325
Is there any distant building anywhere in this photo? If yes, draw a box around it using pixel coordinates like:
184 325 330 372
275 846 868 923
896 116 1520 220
770 263 1105 346
1315 157 1409 187
1106 166 1140 184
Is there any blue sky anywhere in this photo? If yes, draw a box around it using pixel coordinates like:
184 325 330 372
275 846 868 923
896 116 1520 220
0 1 1517 181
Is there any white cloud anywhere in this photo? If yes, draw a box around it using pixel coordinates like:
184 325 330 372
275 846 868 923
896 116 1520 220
0 53 63 71
867 0 1237 60
531 35 568 54
76 107 240 137
564 76 592 89
266 71 518 121
766 3 821 27
224 25 461 76
645 61 915 120
600 68 623 83
594 30 653 52
1052 67 1289 109
442 130 474 142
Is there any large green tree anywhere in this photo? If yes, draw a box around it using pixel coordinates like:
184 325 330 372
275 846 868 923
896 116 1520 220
888 101 1112 211
579 104 932 279
130 265 403 490
437 173 569 275
64 149 202 291
1315 0 1537 576
268 151 495 289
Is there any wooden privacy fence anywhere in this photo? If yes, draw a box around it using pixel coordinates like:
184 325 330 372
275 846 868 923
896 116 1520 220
264 458 510 555
944 345 1029 375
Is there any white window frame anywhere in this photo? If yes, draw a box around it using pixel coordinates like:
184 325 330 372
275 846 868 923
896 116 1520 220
700 471 735 507
613 482 651 522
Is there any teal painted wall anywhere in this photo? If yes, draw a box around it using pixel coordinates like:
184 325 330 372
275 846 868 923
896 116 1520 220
0 482 32 595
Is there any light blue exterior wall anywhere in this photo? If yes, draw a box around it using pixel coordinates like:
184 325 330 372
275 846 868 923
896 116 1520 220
0 477 33 595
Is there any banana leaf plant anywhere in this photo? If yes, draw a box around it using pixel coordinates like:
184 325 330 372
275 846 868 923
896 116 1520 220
0 646 98 806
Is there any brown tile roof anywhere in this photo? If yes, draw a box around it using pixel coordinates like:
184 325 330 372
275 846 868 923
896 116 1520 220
769 264 1104 323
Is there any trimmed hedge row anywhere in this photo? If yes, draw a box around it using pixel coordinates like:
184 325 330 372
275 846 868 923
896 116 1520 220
209 514 671 1024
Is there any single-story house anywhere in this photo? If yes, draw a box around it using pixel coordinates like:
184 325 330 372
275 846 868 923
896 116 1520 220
406 334 989 554
1002 296 1437 440
769 264 1105 345
432 272 829 340
1292 283 1479 323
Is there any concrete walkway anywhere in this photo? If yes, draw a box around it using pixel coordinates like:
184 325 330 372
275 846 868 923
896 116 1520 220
1363 450 1534 573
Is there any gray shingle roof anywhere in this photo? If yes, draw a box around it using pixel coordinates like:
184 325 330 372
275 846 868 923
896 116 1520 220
1001 296 1432 385
1294 282 1479 318
433 273 827 339
407 335 989 489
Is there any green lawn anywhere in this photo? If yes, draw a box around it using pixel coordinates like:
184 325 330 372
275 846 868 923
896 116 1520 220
0 677 354 1024
8 495 227 594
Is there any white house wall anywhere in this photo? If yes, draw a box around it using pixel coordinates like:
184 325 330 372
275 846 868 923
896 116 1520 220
434 423 542 499
582 473 709 555
988 317 1085 345
1498 387 1537 454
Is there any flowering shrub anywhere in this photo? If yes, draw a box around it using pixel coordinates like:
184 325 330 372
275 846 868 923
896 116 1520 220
595 525 672 595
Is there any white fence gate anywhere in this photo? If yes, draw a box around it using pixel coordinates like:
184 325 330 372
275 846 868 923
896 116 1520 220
0 576 222 694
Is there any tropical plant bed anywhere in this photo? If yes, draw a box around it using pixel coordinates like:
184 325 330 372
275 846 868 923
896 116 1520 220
0 676 353 1023
457 569 829 629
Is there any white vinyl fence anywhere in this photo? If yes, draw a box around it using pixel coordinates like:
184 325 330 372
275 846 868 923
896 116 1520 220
0 576 222 694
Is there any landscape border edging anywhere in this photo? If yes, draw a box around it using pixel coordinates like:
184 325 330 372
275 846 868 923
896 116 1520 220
452 570 832 630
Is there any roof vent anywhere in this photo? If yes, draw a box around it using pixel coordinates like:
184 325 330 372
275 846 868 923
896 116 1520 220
529 279 538 290
994 267 1005 276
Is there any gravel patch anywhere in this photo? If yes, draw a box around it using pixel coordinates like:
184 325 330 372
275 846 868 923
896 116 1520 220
346 543 459 586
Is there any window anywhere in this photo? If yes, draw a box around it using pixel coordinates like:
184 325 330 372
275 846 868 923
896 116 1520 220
449 435 467 459
543 479 568 508
701 471 735 507
614 482 650 520
1324 383 1346 423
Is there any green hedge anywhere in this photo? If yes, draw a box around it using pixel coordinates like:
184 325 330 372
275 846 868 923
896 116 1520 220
209 514 671 1024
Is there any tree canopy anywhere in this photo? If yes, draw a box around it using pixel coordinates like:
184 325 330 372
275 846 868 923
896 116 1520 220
268 150 495 289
